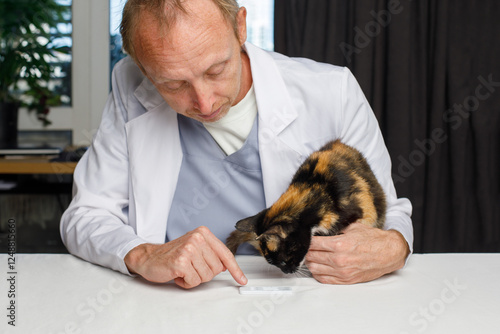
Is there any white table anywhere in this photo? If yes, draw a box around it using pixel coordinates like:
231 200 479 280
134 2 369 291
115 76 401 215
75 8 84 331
1 253 499 334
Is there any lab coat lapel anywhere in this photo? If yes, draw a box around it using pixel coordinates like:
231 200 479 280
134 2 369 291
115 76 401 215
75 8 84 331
125 79 183 243
245 44 303 206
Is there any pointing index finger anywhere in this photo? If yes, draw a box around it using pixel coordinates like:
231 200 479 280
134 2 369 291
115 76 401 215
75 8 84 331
220 249 248 285
200 227 248 285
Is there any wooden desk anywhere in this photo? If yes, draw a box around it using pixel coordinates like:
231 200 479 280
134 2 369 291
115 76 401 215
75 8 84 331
0 157 77 174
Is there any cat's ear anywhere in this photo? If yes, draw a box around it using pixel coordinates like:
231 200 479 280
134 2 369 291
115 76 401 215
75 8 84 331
260 224 289 239
235 210 266 233
258 217 295 240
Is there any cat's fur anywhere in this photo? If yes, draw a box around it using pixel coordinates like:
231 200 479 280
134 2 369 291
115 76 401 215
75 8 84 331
225 140 386 274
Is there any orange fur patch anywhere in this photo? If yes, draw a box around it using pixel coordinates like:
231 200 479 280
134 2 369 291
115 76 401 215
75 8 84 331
330 141 351 156
267 184 308 219
351 173 378 225
318 211 340 231
265 236 280 252
314 152 330 174
316 145 353 174
248 238 262 253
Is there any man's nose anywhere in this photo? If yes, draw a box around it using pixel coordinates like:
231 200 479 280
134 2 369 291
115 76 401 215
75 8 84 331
192 82 215 114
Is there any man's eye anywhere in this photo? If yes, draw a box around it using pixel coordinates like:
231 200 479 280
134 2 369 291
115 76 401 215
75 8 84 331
207 71 222 77
163 81 185 91
207 64 225 77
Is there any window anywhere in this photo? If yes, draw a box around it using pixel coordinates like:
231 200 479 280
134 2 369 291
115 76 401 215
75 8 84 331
52 0 73 106
238 0 274 51
110 0 126 76
18 0 73 107
109 0 275 74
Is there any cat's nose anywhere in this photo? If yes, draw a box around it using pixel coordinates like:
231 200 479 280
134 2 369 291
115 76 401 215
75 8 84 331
280 265 297 274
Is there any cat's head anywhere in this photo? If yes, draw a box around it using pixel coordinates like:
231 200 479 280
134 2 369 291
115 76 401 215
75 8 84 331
235 210 311 274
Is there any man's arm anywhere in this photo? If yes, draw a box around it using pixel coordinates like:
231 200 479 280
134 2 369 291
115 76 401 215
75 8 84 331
60 78 145 275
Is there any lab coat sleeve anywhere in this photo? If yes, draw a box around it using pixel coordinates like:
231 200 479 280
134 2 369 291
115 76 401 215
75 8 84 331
338 68 414 255
60 66 147 275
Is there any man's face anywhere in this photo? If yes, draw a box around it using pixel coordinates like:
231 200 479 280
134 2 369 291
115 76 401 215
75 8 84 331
133 0 251 123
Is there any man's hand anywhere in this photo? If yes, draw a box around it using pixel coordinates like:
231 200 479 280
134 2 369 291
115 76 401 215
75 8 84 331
124 226 248 289
305 222 410 284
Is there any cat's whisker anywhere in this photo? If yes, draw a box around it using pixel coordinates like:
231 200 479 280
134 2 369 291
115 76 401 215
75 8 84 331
293 271 304 279
266 263 278 275
294 265 312 278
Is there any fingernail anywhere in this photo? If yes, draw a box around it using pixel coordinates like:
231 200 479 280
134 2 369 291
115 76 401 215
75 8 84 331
241 275 248 285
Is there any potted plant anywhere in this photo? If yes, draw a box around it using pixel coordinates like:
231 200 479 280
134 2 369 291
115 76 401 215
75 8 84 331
0 0 70 147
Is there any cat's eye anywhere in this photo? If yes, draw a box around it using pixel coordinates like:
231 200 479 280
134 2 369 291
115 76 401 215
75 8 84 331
280 261 286 266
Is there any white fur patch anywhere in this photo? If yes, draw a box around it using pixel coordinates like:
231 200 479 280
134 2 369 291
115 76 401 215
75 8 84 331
311 225 329 236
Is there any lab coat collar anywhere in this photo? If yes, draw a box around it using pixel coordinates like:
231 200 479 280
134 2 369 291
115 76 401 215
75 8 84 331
244 43 303 206
244 43 298 137
134 76 165 112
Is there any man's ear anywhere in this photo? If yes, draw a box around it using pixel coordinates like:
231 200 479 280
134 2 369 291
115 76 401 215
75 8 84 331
236 6 247 45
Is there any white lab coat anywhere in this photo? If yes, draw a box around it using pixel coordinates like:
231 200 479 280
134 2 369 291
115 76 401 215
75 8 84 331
60 43 413 275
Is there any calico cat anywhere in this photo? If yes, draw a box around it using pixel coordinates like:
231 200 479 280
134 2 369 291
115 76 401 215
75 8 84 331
225 139 386 274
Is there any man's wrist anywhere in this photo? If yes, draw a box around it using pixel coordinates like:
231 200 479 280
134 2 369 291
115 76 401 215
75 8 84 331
124 243 150 275
386 229 411 269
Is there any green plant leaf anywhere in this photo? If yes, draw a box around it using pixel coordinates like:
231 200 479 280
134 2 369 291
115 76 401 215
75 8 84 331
0 0 71 126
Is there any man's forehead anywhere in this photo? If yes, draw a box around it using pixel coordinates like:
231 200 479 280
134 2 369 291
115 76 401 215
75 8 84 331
134 0 229 50
135 0 226 32
138 36 233 84
134 2 235 76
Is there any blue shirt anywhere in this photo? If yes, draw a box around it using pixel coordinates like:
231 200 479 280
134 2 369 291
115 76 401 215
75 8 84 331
166 114 266 254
